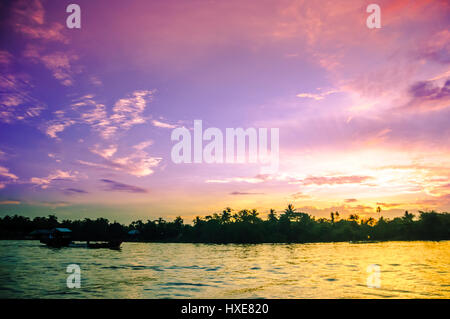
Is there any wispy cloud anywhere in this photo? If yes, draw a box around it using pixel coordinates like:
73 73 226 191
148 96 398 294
403 79 450 112
84 141 162 177
206 176 266 184
152 119 177 129
90 144 118 159
23 46 79 86
0 68 45 124
47 90 155 139
100 179 147 193
291 192 311 199
133 140 153 151
230 191 265 195
376 202 403 208
296 89 339 100
12 0 67 43
45 120 75 139
30 170 77 189
112 90 154 129
0 50 13 66
296 175 373 186
0 200 21 205
0 166 19 180
64 188 88 195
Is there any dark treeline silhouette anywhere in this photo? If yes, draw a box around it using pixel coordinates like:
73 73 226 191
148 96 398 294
0 205 449 243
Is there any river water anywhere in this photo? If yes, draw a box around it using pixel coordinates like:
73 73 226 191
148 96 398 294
0 240 448 298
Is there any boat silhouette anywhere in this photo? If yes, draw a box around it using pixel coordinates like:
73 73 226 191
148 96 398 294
38 228 122 249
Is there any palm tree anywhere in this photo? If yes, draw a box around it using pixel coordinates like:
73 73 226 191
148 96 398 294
403 210 414 222
250 209 259 223
268 209 277 222
193 216 203 225
221 207 232 224
284 204 296 220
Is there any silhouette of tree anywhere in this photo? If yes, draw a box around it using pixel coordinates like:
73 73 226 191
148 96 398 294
1 206 448 243
268 209 278 222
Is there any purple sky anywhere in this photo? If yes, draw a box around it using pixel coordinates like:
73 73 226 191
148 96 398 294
0 0 449 223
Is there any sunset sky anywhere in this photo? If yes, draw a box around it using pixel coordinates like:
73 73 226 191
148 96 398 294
0 0 449 223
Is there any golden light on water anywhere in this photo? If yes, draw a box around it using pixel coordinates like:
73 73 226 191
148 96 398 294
1 240 448 298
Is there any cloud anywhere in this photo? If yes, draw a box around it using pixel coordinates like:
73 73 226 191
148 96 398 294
410 80 450 100
133 140 153 151
112 90 154 129
84 141 161 177
0 50 13 66
48 90 155 139
100 179 147 193
30 170 77 189
376 202 403 208
418 194 450 206
80 103 113 138
23 46 79 86
400 79 450 112
0 200 21 205
27 201 70 208
296 89 339 100
11 0 68 43
152 119 177 129
0 166 19 180
206 176 266 184
45 120 75 139
230 191 265 195
291 192 311 199
345 198 358 203
298 175 373 186
89 75 103 86
90 144 118 159
417 29 450 64
64 188 88 195
39 52 79 86
0 72 45 123
106 152 161 177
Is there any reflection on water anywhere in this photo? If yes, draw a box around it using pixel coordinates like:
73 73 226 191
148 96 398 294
0 240 448 298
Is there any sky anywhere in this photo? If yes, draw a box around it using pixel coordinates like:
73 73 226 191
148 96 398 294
0 0 449 223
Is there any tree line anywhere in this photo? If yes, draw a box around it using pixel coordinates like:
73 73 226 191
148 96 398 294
0 205 449 243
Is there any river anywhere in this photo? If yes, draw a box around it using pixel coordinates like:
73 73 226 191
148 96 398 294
0 240 448 298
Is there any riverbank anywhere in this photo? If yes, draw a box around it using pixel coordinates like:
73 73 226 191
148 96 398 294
1 209 449 244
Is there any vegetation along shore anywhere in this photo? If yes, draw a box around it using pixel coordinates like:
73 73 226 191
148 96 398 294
0 205 449 244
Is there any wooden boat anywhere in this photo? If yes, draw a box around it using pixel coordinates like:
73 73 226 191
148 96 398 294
40 228 72 247
37 228 122 249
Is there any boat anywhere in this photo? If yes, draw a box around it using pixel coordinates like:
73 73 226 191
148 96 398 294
40 228 72 247
38 228 122 249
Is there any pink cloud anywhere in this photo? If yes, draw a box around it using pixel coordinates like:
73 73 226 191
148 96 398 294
300 175 373 186
30 170 78 189
11 0 68 43
0 166 19 180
